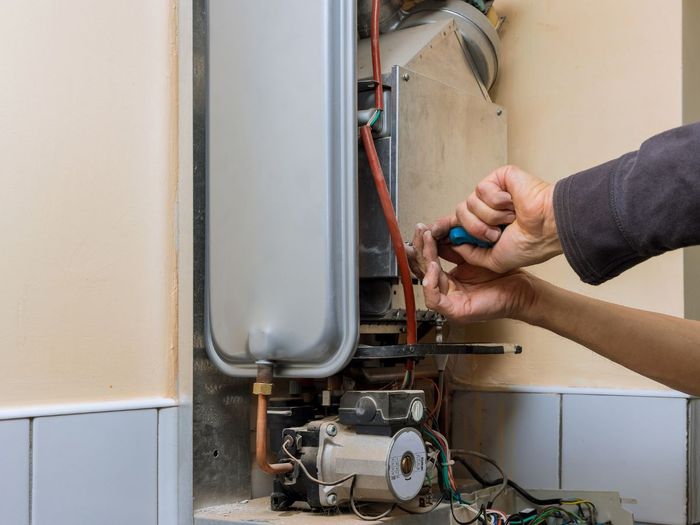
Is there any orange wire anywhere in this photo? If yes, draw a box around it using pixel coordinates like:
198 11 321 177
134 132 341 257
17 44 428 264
366 0 416 382
370 0 383 111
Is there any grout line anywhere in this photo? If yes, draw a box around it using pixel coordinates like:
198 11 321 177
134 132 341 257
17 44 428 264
157 409 161 525
686 400 690 524
28 418 33 525
687 399 698 524
558 394 563 490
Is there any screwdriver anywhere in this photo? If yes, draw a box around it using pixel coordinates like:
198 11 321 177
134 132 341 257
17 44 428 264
448 225 505 248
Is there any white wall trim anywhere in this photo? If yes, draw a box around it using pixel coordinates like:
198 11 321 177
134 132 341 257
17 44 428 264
457 384 691 399
0 397 177 421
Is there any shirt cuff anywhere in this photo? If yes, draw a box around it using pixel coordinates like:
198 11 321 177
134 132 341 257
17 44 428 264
553 154 647 285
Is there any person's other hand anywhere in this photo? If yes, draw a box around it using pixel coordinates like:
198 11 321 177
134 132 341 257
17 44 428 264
432 165 562 273
413 229 538 323
406 222 432 280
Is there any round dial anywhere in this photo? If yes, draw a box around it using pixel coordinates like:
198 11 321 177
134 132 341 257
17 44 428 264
387 428 427 501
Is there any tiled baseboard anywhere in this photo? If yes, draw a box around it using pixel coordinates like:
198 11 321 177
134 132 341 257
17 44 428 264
0 405 180 525
451 391 690 524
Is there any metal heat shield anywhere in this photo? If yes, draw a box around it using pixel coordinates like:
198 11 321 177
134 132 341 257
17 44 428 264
359 66 507 279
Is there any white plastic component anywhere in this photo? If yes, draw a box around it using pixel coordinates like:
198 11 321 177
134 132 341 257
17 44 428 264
409 399 425 424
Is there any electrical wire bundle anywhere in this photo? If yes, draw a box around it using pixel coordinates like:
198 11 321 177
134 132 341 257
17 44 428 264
504 503 597 525
454 455 598 525
283 422 598 524
420 425 505 525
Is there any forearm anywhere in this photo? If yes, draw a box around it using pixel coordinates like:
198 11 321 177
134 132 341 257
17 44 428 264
554 122 700 285
518 276 700 396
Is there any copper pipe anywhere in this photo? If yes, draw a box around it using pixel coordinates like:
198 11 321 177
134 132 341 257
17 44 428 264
254 365 293 475
256 394 293 475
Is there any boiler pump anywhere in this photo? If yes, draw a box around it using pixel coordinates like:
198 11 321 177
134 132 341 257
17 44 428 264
270 390 428 510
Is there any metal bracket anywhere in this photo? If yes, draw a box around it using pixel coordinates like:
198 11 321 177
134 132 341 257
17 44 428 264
354 342 522 360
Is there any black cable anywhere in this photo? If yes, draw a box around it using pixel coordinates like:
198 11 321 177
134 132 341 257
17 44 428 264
452 452 507 509
453 457 562 506
449 497 486 525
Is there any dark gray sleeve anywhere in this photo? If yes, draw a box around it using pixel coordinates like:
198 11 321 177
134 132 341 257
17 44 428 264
553 122 700 285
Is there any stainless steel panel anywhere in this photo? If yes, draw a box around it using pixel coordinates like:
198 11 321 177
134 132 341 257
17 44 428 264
395 66 506 238
359 136 394 277
359 66 506 278
206 1 358 377
194 0 252 507
193 353 252 509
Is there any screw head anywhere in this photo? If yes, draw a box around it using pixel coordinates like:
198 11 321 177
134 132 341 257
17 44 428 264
326 424 338 437
327 493 338 506
402 73 410 81
496 108 503 116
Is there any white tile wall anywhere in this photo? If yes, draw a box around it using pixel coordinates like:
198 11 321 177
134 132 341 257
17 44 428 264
451 392 561 489
561 395 687 525
0 419 30 525
687 399 700 524
0 395 693 525
32 409 158 525
158 407 179 525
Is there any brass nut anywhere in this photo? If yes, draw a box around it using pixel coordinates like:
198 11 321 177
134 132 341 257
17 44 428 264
253 382 273 396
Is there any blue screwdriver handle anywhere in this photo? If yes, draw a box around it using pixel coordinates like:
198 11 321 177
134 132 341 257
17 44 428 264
449 225 505 248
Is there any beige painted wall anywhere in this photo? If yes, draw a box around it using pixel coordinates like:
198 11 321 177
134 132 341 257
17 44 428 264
0 0 178 408
452 0 687 390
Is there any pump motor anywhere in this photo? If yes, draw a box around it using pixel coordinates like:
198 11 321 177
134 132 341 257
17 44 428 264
271 390 428 510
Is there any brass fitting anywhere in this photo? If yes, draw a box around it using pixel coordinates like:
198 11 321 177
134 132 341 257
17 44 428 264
253 382 273 396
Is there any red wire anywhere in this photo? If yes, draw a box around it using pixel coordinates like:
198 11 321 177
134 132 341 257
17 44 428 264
370 0 383 111
365 0 416 375
360 125 417 345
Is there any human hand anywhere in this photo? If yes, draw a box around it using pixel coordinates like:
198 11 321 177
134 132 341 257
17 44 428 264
432 165 562 273
409 227 538 323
